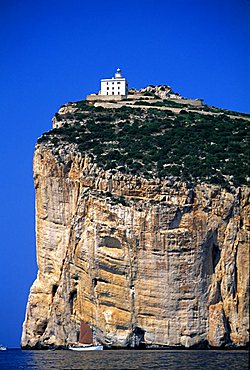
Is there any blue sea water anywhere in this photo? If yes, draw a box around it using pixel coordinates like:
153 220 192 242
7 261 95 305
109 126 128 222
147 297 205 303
0 349 248 370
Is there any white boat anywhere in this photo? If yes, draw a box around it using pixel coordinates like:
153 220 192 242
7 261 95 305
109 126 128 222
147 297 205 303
69 345 103 351
69 321 103 351
0 345 7 351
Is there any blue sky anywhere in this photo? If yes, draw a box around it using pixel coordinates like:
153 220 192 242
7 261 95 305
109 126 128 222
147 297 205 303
0 0 249 348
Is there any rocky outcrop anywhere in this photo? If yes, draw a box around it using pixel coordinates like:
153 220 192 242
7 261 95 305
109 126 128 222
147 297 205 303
21 144 249 349
137 85 176 99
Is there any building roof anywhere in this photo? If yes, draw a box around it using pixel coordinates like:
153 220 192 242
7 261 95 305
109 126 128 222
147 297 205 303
101 77 126 82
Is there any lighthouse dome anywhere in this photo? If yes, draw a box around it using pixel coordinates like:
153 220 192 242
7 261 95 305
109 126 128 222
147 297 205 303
115 68 122 78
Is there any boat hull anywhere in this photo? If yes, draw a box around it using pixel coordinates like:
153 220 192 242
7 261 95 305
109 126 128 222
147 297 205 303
69 345 103 351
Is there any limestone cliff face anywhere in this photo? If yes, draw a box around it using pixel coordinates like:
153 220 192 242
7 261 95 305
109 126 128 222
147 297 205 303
21 145 249 349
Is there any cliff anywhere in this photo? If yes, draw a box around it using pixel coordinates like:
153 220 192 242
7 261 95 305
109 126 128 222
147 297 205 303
21 90 249 349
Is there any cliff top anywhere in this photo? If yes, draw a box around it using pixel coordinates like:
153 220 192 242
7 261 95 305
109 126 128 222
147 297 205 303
37 85 250 189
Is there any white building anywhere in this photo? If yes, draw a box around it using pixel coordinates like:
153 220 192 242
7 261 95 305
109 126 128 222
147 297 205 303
100 68 128 97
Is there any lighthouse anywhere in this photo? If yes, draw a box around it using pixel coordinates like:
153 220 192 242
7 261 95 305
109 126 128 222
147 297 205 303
115 68 122 78
100 68 128 97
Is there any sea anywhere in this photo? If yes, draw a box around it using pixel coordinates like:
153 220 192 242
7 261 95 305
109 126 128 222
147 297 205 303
0 349 248 370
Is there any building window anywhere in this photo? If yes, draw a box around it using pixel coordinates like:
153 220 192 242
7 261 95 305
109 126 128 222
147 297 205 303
118 92 120 95
112 82 114 84
118 86 120 89
112 92 114 95
107 82 109 85
117 82 120 84
112 87 114 90
107 87 109 90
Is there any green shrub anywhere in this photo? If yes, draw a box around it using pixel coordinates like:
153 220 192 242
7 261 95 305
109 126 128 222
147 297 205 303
37 103 250 187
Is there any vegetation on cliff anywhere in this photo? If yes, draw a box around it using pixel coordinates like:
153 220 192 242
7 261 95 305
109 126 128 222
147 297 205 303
37 100 249 188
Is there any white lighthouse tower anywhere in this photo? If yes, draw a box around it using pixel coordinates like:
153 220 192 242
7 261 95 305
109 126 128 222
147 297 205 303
100 68 128 97
115 68 122 78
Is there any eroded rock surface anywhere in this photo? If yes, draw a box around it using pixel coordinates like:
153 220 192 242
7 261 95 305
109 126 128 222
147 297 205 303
21 146 249 348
